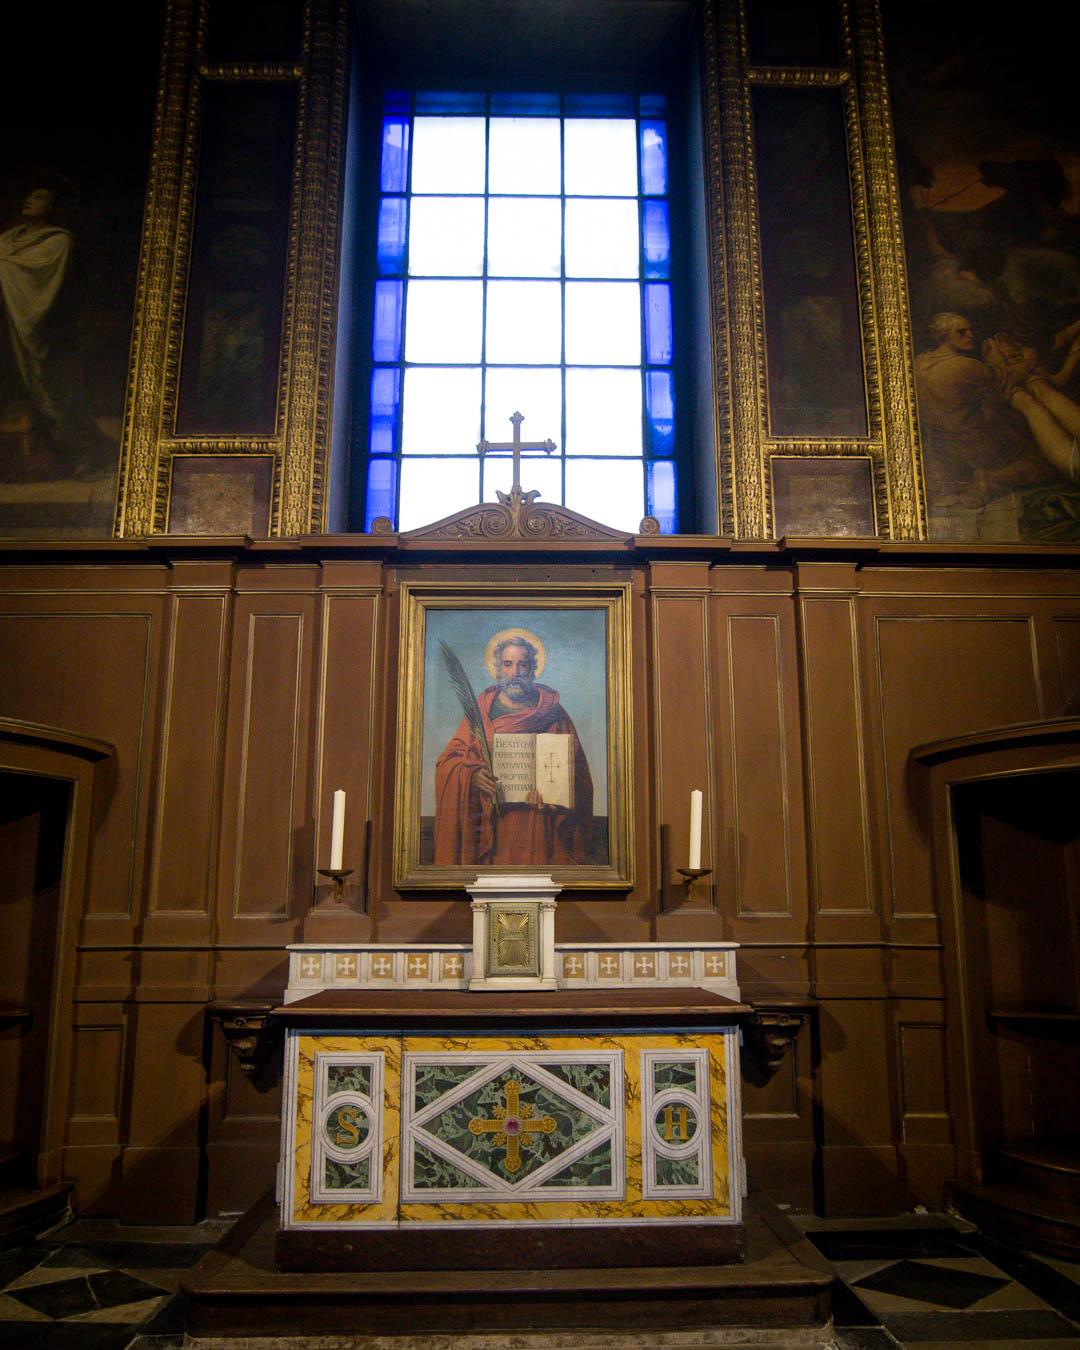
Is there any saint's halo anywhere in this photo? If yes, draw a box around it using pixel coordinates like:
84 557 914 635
483 628 547 679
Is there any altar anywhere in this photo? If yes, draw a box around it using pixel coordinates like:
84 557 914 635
273 921 751 1272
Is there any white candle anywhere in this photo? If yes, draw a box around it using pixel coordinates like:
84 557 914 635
330 789 346 870
688 789 703 870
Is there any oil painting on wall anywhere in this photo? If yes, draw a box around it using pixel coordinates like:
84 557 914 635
394 585 635 890
887 0 1080 541
0 9 159 538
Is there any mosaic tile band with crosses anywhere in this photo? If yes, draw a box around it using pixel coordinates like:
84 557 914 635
281 1032 741 1229
285 943 740 1003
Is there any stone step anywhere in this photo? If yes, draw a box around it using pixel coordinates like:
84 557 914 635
0 1182 74 1251
991 1141 1080 1204
948 1177 1080 1261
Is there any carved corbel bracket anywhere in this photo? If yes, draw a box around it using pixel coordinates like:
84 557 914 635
207 1000 280 1081
742 1001 814 1085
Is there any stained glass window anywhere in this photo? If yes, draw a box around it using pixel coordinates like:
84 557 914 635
364 92 678 534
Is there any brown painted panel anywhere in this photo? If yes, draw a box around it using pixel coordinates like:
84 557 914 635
727 614 793 917
67 1024 124 1144
651 592 715 912
898 1018 951 1145
148 595 228 921
801 596 875 926
219 600 315 924
0 607 159 924
1056 617 1080 711
871 613 1040 921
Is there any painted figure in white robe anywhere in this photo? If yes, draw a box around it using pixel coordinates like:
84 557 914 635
0 182 109 478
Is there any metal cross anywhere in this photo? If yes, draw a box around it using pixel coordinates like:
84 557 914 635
477 411 556 497
468 1079 556 1174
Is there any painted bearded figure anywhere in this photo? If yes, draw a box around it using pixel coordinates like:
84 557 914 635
433 632 596 867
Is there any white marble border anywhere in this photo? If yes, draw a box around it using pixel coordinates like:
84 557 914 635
309 1052 383 1205
401 1050 624 1205
640 1048 712 1202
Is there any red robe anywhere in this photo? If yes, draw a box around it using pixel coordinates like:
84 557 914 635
434 684 595 866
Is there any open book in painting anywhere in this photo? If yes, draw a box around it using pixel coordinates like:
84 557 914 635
492 732 574 810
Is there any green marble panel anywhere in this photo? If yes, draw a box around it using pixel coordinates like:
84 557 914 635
652 1059 697 1094
412 1142 480 1190
425 1067 601 1183
414 1062 485 1112
652 1101 699 1145
537 1060 612 1108
324 1156 371 1190
655 1153 701 1187
540 1138 613 1188
324 1102 370 1151
326 1062 372 1097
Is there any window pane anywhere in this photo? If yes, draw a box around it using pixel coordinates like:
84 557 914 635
483 452 562 504
380 117 410 193
487 199 561 277
564 119 637 196
408 197 485 275
485 281 562 364
404 280 483 362
411 117 486 193
564 199 639 278
369 367 401 456
639 121 668 195
489 118 561 194
565 458 645 531
401 367 481 453
364 457 397 530
646 369 675 456
484 368 562 447
643 200 670 278
372 280 403 362
398 458 480 531
565 282 641 364
565 368 642 455
647 460 677 533
644 283 673 364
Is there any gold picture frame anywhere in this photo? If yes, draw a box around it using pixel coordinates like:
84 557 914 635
394 581 634 891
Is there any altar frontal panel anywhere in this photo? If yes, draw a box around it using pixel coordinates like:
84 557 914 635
282 1032 738 1230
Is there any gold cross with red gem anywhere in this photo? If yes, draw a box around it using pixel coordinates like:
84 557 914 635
468 1078 557 1173
477 412 556 497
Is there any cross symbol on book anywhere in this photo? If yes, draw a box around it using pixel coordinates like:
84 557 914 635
477 411 556 499
468 1079 556 1174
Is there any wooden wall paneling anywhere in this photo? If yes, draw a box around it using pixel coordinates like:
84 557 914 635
795 563 879 943
1054 615 1080 711
817 996 901 1215
304 561 383 942
894 1001 955 1207
205 1020 281 1218
145 563 234 945
0 585 166 947
710 572 809 951
861 597 1042 945
119 1000 207 1222
215 568 319 942
648 562 717 924
63 1002 128 1214
742 1014 818 1211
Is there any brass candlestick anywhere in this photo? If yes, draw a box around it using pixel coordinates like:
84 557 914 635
676 867 712 900
316 867 354 904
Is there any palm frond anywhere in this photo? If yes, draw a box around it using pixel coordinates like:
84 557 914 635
438 640 493 773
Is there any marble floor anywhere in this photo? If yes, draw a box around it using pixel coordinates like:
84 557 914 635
0 1211 1079 1348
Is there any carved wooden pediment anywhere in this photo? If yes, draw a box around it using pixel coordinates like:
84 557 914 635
374 486 658 543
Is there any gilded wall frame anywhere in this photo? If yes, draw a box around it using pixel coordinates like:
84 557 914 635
394 582 634 891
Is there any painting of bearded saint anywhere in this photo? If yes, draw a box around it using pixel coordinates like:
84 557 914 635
420 609 609 869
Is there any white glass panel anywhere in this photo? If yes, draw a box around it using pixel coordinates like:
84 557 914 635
411 117 486 194
565 282 641 364
484 368 562 448
398 457 481 531
489 118 561 194
483 452 562 505
565 199 639 278
404 280 483 362
401 367 482 454
409 197 485 276
487 198 561 277
564 119 637 196
565 368 642 455
565 458 645 531
485 281 562 364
